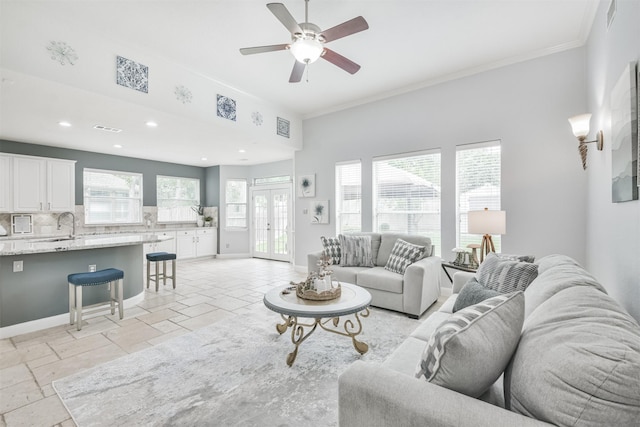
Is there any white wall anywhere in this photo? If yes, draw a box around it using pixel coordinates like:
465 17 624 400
585 0 640 320
295 48 588 271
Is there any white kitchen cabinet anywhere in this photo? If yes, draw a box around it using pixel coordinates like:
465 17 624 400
176 228 217 259
0 154 12 212
143 231 176 258
11 154 75 212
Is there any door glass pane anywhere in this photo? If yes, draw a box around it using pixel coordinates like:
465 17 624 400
273 192 288 255
254 194 268 253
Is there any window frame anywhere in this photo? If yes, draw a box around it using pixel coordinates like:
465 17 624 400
372 150 441 255
83 168 143 225
335 160 362 234
225 178 248 230
156 175 201 223
455 140 502 251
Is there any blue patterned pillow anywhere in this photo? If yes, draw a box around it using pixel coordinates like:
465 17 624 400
320 236 341 265
384 238 426 275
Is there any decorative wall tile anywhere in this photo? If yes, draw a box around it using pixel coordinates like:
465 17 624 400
116 56 149 93
251 111 263 126
46 41 78 66
217 94 236 121
175 85 192 104
277 117 290 138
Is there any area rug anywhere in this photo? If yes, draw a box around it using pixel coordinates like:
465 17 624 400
53 303 435 426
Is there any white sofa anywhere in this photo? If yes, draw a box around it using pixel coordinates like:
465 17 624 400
308 232 441 318
338 254 640 427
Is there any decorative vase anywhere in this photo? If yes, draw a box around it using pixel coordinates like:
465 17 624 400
196 216 204 227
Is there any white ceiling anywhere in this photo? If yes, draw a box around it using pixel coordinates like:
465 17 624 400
0 0 598 167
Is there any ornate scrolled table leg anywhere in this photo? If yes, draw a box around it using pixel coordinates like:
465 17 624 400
320 307 370 354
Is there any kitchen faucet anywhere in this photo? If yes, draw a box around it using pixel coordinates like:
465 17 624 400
57 211 76 237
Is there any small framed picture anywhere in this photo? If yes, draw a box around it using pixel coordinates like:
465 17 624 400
297 174 315 197
310 200 329 224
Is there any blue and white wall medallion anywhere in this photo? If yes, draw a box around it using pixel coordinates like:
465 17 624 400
277 117 290 138
217 94 236 121
116 56 149 93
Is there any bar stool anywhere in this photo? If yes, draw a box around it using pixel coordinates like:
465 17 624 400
146 252 177 291
68 268 124 331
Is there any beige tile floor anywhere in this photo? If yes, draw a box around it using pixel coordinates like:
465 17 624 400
0 257 306 427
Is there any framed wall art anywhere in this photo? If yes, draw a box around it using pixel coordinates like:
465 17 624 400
297 174 315 197
611 61 638 202
310 200 329 224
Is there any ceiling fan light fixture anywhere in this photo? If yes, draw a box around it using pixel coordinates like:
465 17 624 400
290 37 323 64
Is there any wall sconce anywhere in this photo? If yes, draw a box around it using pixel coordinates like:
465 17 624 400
468 208 506 262
568 113 604 170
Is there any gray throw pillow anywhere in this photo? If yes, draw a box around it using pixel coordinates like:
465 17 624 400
416 292 525 398
477 252 538 293
339 234 374 267
453 278 501 312
384 238 426 275
320 236 341 265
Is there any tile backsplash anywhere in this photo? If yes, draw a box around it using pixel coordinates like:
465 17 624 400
0 206 218 238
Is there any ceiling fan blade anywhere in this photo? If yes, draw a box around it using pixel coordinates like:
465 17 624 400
321 48 361 74
289 61 305 83
240 44 289 55
320 16 369 43
267 3 303 35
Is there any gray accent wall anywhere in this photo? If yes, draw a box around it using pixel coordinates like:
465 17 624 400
585 0 640 321
296 48 588 279
0 140 209 206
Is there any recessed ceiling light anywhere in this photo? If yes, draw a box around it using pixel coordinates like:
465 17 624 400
201 157 208 161
146 121 158 127
113 144 123 148
239 149 246 153
58 121 71 127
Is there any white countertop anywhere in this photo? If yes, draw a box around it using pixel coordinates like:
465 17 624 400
0 234 171 256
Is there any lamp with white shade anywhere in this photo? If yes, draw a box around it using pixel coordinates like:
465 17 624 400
468 208 506 262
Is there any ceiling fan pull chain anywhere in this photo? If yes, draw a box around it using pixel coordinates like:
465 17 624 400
305 62 310 83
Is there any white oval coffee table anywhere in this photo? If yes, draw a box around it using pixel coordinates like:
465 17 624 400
263 282 372 366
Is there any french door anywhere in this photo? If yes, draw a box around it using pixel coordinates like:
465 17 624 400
251 186 291 262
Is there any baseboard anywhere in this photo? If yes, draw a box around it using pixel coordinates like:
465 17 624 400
215 253 251 259
0 291 145 339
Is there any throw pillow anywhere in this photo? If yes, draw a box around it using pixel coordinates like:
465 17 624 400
452 277 501 312
320 236 341 265
339 234 374 267
384 238 426 275
416 291 525 398
496 253 535 263
477 252 538 293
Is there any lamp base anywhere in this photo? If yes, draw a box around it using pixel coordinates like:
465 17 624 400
479 235 496 262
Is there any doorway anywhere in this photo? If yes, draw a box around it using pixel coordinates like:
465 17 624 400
251 185 291 262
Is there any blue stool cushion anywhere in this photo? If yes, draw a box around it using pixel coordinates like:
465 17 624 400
68 268 124 286
146 252 177 261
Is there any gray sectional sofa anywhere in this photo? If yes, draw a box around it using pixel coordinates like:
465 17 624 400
308 232 441 318
339 254 640 427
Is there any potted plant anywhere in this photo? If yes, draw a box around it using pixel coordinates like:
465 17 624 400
192 205 205 227
204 216 213 227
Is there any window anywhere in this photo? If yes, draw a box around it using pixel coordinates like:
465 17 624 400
83 169 142 224
156 176 200 222
335 161 361 233
373 151 441 254
254 175 291 185
456 141 501 250
225 179 247 228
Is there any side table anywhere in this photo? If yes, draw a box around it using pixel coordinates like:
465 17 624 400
441 262 477 283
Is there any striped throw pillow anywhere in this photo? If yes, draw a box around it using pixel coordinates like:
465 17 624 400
339 234 374 267
416 292 525 397
477 252 538 293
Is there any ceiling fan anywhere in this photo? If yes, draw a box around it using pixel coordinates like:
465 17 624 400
239 0 369 83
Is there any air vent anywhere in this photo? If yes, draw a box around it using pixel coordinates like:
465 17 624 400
607 0 616 30
93 125 122 133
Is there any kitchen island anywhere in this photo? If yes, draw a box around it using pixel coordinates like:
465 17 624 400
0 234 170 338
